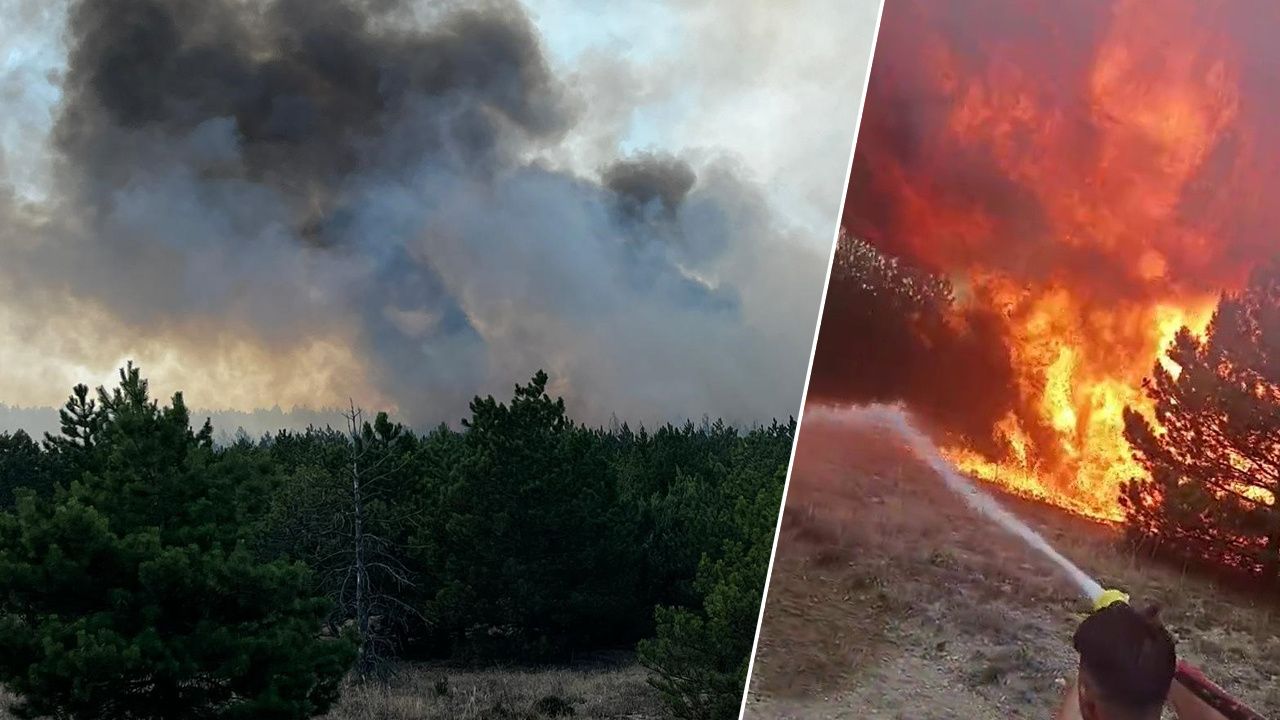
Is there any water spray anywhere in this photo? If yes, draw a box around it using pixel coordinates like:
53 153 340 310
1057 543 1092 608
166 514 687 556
821 403 1269 720
832 403 1107 601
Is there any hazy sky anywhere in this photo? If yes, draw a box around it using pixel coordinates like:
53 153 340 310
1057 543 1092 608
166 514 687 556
0 0 881 430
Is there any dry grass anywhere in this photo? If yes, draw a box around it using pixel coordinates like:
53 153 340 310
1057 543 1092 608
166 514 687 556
323 659 661 720
0 657 662 720
744 416 1280 720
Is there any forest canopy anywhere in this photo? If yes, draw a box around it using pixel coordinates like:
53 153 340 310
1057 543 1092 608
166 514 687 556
0 366 791 720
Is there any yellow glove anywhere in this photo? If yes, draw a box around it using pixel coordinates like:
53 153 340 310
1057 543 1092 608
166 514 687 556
1092 588 1130 612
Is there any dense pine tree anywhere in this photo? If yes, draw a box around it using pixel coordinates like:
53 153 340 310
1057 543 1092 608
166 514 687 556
42 383 104 478
1123 260 1280 585
638 427 790 720
420 371 639 659
0 366 357 720
0 431 52 509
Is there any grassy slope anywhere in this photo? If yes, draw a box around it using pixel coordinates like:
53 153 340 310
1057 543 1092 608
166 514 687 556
744 416 1280 720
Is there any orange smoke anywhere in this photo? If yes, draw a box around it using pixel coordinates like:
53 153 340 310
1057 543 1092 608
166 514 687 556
844 0 1280 520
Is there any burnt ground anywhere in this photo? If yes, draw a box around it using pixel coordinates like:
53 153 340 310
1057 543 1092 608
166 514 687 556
743 413 1280 720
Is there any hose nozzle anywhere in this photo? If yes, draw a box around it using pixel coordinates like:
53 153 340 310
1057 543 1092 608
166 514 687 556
1092 588 1130 612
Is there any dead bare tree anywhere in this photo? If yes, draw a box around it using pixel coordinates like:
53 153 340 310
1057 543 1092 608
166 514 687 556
340 401 420 682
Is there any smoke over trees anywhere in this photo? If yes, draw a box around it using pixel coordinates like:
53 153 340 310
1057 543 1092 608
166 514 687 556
0 0 829 428
807 231 1017 452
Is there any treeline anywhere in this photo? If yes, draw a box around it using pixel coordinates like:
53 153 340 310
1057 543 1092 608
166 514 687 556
0 402 352 444
0 366 790 720
808 230 1018 455
816 231 1280 589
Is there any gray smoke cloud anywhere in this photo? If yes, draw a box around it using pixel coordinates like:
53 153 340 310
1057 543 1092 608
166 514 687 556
0 0 844 428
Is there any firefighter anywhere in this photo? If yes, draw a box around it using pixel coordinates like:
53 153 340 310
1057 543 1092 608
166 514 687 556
1056 602 1230 720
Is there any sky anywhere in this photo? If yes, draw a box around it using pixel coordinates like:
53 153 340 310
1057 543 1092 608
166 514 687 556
0 0 881 433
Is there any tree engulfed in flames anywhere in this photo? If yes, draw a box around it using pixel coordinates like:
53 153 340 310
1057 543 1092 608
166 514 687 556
940 288 1215 521
846 0 1279 520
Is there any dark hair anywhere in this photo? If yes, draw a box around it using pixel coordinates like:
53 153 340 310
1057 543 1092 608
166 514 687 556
1073 603 1177 711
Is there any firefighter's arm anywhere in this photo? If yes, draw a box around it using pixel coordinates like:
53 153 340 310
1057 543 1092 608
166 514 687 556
1169 680 1231 720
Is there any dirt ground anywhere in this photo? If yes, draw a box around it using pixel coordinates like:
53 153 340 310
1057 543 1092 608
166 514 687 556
743 410 1280 720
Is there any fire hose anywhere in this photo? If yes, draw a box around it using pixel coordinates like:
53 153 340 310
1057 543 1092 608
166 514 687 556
1092 589 1270 720
858 408 1271 720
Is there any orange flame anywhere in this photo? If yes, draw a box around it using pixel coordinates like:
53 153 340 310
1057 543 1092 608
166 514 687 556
940 293 1216 521
845 0 1267 520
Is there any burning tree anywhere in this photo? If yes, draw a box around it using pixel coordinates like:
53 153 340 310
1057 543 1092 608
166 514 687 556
1122 261 1280 584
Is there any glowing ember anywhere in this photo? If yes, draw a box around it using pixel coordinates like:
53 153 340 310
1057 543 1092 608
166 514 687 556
845 0 1272 519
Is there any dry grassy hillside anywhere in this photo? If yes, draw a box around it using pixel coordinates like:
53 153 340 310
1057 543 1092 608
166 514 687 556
744 412 1280 720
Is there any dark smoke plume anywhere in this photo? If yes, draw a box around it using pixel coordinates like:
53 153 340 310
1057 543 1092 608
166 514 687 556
0 0 826 426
